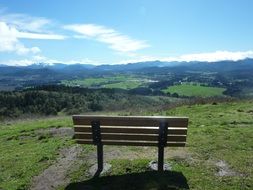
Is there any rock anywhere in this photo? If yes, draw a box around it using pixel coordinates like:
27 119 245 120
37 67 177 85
148 160 172 171
89 163 112 176
215 160 238 177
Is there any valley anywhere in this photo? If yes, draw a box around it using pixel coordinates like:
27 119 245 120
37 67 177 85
1 59 253 99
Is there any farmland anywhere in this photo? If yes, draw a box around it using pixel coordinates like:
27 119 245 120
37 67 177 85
61 75 150 89
163 83 226 97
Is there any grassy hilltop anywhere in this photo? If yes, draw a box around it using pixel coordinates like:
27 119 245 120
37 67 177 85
0 100 252 190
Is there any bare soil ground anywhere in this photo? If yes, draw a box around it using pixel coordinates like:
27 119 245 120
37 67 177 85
30 145 83 190
35 127 74 138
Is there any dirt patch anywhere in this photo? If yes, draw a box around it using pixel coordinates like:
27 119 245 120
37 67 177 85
30 145 82 190
35 127 74 137
29 141 192 188
215 160 240 177
83 146 193 178
16 127 74 141
85 146 192 165
165 148 193 160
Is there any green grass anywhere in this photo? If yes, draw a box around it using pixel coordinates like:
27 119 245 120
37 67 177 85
62 77 110 87
163 100 253 189
163 83 226 97
103 81 142 89
1 100 253 189
0 117 74 190
61 75 147 89
68 100 253 190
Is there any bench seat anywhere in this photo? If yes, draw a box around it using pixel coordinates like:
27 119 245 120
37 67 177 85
72 115 189 174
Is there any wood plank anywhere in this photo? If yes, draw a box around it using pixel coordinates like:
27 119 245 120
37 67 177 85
72 115 188 127
74 126 188 135
75 139 186 147
74 133 187 142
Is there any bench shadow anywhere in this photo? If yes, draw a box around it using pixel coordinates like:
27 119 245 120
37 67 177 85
65 171 189 190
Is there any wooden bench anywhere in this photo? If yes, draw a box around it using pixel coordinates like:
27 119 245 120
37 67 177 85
72 115 189 175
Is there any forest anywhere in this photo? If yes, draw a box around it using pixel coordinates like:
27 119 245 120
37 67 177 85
0 85 236 119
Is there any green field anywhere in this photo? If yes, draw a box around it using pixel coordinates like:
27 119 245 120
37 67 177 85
164 83 226 97
1 101 253 189
61 75 148 89
103 81 142 89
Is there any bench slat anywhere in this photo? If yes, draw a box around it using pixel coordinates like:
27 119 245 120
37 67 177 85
74 133 187 142
74 126 187 135
75 139 186 147
73 115 188 127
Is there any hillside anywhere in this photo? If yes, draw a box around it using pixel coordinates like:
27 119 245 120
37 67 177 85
0 100 252 190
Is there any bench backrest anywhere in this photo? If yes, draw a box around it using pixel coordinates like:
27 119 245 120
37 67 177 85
73 115 188 147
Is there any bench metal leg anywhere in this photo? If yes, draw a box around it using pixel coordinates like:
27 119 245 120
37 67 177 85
158 145 164 172
91 120 103 177
158 121 168 172
97 144 103 172
94 144 103 176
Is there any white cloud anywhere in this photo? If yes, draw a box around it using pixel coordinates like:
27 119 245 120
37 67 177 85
0 13 51 32
0 22 41 55
1 55 102 66
0 12 66 39
64 24 149 52
31 55 101 65
17 32 65 40
64 58 102 65
172 51 253 62
2 59 35 66
119 51 253 64
2 50 253 66
0 12 66 55
0 20 65 54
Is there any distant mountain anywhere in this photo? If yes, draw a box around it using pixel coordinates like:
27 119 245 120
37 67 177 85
25 63 54 69
95 60 187 71
59 63 96 72
25 62 96 70
1 58 253 75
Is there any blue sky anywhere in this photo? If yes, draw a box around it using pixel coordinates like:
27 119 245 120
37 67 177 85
0 0 253 65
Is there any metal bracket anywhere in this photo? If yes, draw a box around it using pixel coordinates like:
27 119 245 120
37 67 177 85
91 120 101 145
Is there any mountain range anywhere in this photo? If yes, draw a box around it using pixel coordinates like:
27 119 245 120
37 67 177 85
1 58 253 73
